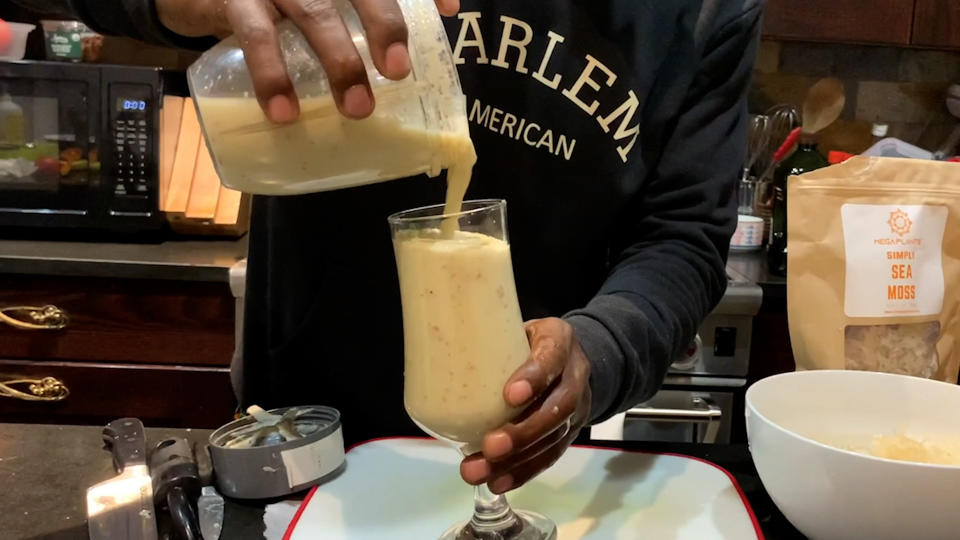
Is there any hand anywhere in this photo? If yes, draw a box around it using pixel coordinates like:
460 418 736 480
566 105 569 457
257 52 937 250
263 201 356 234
155 0 461 122
460 318 592 494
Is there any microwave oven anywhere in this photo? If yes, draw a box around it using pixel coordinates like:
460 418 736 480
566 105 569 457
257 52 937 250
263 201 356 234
0 61 169 236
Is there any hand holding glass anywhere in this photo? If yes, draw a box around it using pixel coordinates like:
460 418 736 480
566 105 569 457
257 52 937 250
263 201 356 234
389 200 556 540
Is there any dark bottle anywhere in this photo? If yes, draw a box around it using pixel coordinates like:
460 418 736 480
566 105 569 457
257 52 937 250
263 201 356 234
767 133 829 276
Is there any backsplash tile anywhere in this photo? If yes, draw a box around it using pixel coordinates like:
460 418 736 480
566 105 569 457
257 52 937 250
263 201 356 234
832 46 902 82
750 72 818 112
756 41 781 75
855 81 945 124
778 42 837 78
898 51 960 83
750 40 960 155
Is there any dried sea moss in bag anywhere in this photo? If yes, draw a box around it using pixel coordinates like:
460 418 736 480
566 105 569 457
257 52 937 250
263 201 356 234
787 157 960 382
844 322 940 378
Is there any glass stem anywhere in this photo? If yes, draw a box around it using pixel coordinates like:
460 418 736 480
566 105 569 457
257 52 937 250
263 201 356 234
470 483 517 529
458 445 522 536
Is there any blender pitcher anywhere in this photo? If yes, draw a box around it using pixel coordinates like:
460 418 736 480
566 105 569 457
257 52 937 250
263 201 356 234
187 0 470 195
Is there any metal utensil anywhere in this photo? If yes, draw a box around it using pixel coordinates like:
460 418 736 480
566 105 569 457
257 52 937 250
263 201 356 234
193 441 215 487
209 405 344 499
746 114 771 173
761 78 843 181
933 84 960 160
150 438 201 540
166 487 201 540
740 115 771 214
758 104 802 181
197 486 225 540
764 78 845 178
221 405 304 449
86 418 159 540
753 104 801 228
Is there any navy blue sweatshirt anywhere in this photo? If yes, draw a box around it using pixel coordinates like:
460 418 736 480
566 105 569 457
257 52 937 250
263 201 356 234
19 0 761 444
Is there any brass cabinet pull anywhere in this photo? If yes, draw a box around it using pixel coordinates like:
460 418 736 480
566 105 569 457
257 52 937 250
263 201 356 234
0 305 69 330
0 376 70 402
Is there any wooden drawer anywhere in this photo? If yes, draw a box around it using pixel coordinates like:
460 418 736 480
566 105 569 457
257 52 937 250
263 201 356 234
0 359 235 428
0 275 234 367
763 0 915 45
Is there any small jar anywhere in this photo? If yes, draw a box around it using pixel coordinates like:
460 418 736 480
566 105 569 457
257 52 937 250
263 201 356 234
187 0 470 195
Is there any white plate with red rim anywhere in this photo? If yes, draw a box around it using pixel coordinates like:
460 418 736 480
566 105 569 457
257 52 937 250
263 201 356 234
283 437 763 540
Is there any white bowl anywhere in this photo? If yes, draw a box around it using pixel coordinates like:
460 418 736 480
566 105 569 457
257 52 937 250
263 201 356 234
0 22 35 61
746 370 960 540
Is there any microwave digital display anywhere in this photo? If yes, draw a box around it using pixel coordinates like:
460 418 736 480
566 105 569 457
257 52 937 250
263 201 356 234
117 98 147 112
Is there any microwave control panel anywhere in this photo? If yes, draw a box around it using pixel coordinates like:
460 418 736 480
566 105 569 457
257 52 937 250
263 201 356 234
108 83 155 201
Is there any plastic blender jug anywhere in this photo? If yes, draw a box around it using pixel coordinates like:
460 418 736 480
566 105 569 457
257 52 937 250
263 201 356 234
187 0 471 195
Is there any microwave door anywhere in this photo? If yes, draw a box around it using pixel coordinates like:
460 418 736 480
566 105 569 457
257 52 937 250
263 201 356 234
0 66 100 218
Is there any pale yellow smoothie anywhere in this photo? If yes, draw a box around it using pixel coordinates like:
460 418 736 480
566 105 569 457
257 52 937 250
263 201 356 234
196 95 476 199
395 229 530 449
201 85 521 450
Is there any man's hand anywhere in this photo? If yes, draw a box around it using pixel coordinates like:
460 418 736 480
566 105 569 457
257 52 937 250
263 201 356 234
155 0 460 122
460 318 591 494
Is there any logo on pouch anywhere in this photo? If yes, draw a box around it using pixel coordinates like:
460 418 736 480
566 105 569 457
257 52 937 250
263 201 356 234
888 209 913 237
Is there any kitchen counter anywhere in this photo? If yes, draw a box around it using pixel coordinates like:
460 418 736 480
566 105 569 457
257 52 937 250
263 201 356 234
0 423 804 539
0 239 767 290
728 250 786 311
0 237 247 282
0 423 265 540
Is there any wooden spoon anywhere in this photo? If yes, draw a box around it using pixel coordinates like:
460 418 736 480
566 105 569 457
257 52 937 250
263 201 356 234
802 77 846 135
767 78 847 166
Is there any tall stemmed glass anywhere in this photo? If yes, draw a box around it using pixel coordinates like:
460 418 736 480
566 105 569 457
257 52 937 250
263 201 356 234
389 199 557 540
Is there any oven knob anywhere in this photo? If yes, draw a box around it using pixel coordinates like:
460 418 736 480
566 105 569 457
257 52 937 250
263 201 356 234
714 327 737 357
671 334 702 371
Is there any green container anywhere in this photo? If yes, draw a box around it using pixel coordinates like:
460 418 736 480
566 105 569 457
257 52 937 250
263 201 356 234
41 20 93 62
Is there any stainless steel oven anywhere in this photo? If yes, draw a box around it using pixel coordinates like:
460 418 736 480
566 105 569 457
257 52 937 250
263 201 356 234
590 265 762 445
0 61 165 236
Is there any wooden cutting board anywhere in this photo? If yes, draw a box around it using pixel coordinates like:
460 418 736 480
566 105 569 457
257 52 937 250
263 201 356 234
284 438 763 540
158 95 248 235
165 97 203 214
159 95 184 211
185 137 220 219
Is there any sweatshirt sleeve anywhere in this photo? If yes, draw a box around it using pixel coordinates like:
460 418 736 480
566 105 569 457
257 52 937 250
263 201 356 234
10 0 215 50
564 5 762 424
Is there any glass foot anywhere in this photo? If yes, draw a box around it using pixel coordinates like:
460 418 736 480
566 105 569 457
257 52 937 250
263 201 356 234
439 509 557 540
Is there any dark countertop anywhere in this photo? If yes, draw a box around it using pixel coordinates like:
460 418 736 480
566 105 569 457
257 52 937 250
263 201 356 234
0 423 803 540
728 251 783 288
0 423 264 540
0 237 247 282
0 238 770 291
728 251 786 310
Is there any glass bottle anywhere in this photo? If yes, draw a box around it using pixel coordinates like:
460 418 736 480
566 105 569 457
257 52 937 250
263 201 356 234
0 92 24 145
767 133 829 276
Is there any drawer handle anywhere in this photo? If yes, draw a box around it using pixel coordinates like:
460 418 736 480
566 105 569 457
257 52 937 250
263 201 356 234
625 396 722 444
0 305 69 330
0 376 70 402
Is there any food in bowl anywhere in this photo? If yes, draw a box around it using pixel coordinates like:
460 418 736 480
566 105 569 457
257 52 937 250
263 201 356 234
747 370 960 540
816 431 960 466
